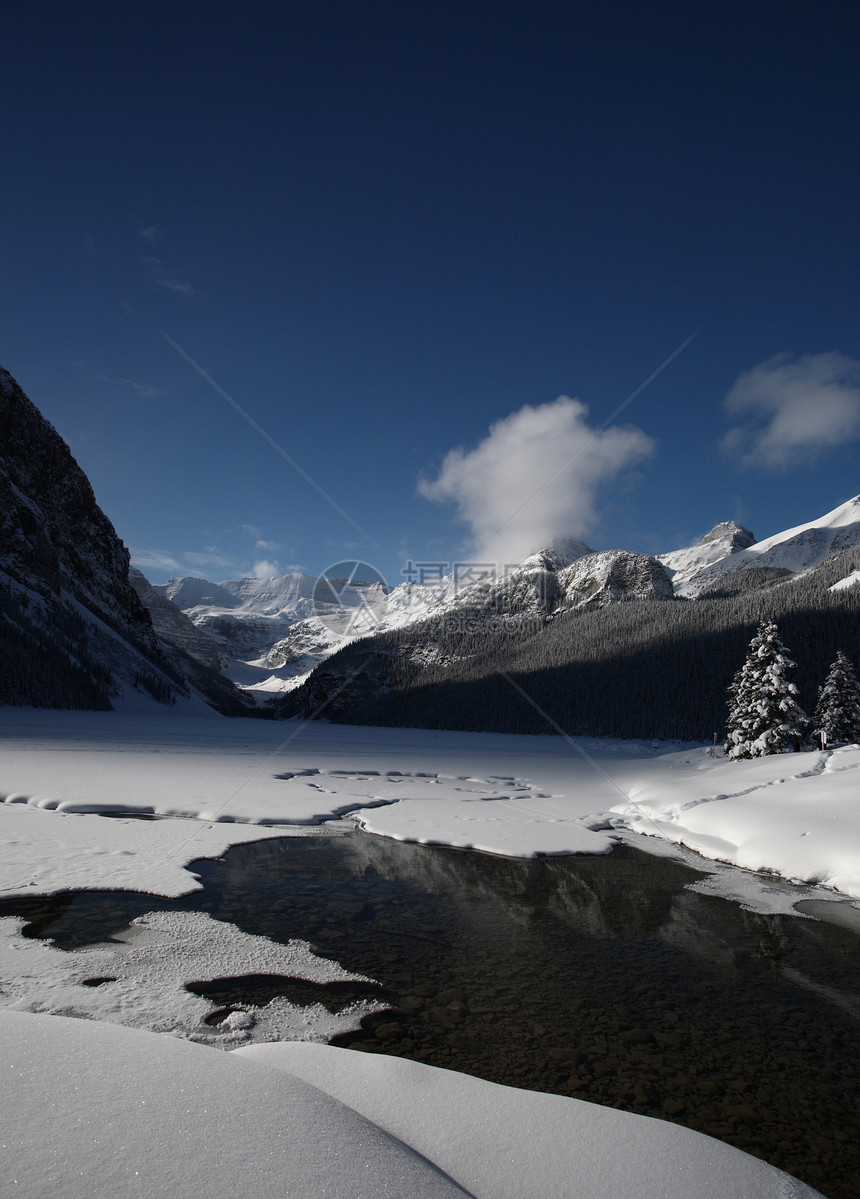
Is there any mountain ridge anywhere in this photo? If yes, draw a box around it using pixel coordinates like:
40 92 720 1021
0 366 250 713
161 497 860 703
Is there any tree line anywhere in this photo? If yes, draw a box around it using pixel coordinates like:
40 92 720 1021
0 586 112 709
277 547 860 742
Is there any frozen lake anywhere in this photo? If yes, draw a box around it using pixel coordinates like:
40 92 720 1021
3 829 858 1199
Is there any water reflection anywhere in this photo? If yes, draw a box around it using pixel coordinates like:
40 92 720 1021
2 832 858 1199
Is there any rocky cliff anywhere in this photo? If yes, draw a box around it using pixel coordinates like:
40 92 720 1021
0 366 246 712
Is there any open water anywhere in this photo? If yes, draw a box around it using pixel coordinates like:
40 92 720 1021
3 832 858 1199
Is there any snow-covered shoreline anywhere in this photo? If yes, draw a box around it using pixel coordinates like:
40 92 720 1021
1 709 858 905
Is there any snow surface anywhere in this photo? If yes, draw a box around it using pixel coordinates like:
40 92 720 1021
0 711 627 898
236 1041 823 1199
2 710 860 902
0 713 844 1199
0 800 292 897
0 909 382 1046
1 1010 822 1199
609 743 860 896
7 713 856 1056
0 1010 471 1199
830 568 860 591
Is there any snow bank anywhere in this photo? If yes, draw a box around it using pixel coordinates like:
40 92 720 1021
241 1042 823 1198
611 744 860 896
0 1010 822 1199
0 1010 469 1199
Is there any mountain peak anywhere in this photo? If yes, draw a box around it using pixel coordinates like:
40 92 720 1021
700 521 756 551
520 537 592 571
657 520 756 592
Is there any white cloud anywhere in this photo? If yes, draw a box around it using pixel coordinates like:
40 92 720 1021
99 374 161 398
142 256 197 296
252 559 282 578
161 277 196 296
418 396 655 565
138 225 162 243
133 547 281 582
129 549 182 574
241 525 281 554
184 549 243 573
722 351 860 470
130 544 293 584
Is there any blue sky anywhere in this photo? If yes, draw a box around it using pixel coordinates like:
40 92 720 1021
2 1 859 589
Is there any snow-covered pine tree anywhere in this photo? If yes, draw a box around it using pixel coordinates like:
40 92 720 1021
813 651 860 747
725 620 808 758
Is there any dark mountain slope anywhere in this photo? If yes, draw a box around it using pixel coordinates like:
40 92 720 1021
0 366 249 712
281 550 860 740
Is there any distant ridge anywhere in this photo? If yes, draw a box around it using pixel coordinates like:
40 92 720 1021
166 500 860 706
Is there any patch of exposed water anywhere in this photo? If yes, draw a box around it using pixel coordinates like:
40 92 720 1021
795 898 860 934
2 833 858 1199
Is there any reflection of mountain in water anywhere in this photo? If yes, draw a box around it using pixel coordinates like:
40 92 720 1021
205 831 860 1001
335 831 702 942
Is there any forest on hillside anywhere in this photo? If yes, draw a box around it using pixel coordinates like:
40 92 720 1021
279 548 860 741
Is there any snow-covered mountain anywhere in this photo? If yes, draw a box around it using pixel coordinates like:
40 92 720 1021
279 498 860 726
670 496 860 597
155 571 319 661
158 576 243 611
154 569 385 698
657 521 756 592
556 549 674 607
167 538 676 701
0 366 164 708
519 537 593 571
128 569 226 672
154 495 860 706
259 555 567 694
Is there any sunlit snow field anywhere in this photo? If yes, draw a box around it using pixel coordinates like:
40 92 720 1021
2 708 850 1198
2 709 859 900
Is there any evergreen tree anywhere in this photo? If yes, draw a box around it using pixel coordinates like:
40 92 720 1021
813 651 860 747
725 620 808 758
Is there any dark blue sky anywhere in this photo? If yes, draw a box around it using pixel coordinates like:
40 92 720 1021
2 1 859 585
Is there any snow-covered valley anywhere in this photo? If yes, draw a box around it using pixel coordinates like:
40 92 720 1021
3 363 859 1198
